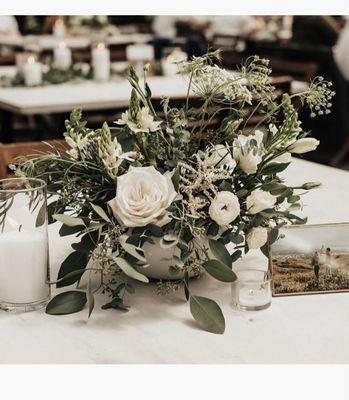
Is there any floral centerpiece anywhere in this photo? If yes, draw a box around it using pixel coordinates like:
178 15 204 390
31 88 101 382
14 51 334 334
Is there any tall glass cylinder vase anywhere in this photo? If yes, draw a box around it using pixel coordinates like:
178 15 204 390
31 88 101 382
0 178 50 312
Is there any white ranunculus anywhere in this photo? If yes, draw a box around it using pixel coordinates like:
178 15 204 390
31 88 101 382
233 134 263 175
246 189 276 215
288 138 319 154
209 191 240 226
246 227 268 249
272 152 292 164
206 144 236 171
116 107 162 133
108 166 177 227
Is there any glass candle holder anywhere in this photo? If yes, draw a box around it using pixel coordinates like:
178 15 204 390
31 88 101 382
231 269 271 311
0 178 50 312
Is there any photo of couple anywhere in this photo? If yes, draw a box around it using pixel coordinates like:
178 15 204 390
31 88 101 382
271 224 349 296
312 246 333 279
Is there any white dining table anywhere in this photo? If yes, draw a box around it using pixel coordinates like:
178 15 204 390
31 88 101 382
1 158 349 363
0 33 153 50
0 71 191 114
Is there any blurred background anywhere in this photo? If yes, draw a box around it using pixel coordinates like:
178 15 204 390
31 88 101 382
0 15 349 178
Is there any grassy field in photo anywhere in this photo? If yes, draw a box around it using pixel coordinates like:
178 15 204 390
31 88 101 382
272 254 349 294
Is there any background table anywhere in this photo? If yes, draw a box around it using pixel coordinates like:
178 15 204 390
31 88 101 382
1 158 349 364
0 73 191 115
0 33 153 50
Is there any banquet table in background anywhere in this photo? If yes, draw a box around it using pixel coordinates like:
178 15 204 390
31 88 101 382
0 33 154 50
1 158 349 363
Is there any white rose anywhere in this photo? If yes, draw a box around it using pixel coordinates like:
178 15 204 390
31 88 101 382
108 166 177 227
246 189 276 214
272 152 292 164
206 144 236 171
233 134 263 175
288 138 319 154
209 191 240 226
246 227 268 249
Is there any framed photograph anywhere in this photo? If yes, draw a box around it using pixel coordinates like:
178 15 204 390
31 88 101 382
270 223 349 296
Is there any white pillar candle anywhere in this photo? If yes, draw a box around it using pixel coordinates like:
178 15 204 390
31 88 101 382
53 18 66 38
126 44 154 75
54 42 72 70
161 48 187 76
92 43 110 82
0 230 49 304
23 56 42 87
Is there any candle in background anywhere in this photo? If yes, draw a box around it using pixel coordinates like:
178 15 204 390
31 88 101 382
92 42 110 82
15 52 31 76
126 44 154 75
23 56 42 87
54 42 72 70
161 47 187 76
53 17 66 38
0 230 49 305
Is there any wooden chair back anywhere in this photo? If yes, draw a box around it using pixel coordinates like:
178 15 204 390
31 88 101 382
0 140 68 179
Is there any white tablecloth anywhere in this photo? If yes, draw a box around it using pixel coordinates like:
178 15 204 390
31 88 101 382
1 158 349 363
0 73 191 114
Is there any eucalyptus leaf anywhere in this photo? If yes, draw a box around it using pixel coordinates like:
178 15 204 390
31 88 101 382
171 168 180 192
114 257 149 283
87 276 94 318
119 235 146 262
53 214 85 227
57 251 89 288
46 291 87 315
35 202 46 227
231 250 242 263
202 259 237 282
190 295 225 334
90 203 111 223
208 239 232 267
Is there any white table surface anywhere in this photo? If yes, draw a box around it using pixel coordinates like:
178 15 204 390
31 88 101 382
0 71 191 114
0 33 153 50
1 158 349 364
0 65 307 115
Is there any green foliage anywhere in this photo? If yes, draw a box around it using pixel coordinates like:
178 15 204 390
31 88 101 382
208 239 232 267
190 295 225 334
202 260 237 282
46 291 87 315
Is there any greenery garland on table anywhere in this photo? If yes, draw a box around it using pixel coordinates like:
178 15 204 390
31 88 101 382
13 50 334 334
0 63 93 88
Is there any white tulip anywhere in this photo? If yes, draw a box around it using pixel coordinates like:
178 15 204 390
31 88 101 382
246 227 268 249
206 144 236 171
288 138 319 154
246 189 276 214
108 166 177 227
233 134 263 175
209 191 240 226
272 152 292 164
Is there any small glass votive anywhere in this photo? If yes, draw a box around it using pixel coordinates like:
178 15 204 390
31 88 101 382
231 269 271 311
0 178 50 312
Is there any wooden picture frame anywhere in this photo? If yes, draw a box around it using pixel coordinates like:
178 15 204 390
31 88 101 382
270 222 349 297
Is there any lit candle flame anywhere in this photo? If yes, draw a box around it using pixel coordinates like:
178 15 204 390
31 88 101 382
27 56 35 64
97 42 105 50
